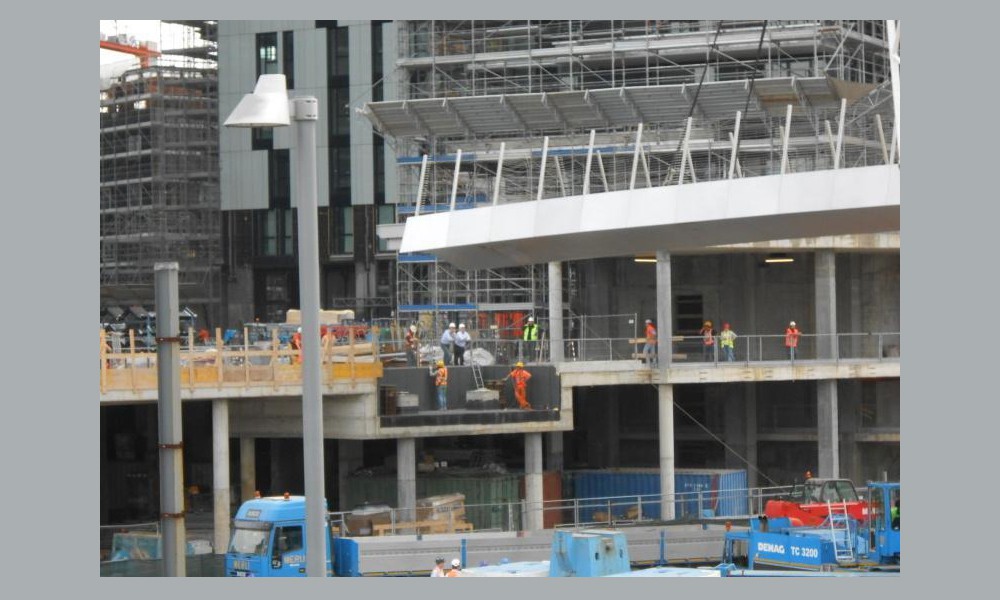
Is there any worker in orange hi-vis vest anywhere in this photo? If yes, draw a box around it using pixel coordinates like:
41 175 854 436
699 320 716 362
503 362 533 409
433 360 449 410
291 327 303 364
642 319 658 368
785 321 801 361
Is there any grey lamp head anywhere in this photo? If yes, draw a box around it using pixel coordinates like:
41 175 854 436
224 74 290 128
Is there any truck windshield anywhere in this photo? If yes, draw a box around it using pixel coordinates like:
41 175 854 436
228 525 272 556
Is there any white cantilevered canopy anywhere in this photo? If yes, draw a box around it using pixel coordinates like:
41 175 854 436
399 164 899 270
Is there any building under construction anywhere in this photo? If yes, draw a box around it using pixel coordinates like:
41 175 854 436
99 21 899 548
99 21 222 329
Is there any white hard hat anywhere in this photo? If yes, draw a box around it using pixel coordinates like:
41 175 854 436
790 321 796 327
449 322 456 328
451 558 461 568
297 327 302 333
645 319 652 323
528 317 534 322
409 325 417 332
459 323 466 329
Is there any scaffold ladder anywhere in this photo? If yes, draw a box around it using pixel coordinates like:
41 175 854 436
827 502 855 564
471 359 486 390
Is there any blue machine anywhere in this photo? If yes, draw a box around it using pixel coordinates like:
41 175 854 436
225 495 334 577
722 482 900 572
548 530 632 577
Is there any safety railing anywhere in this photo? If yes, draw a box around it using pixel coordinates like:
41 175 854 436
329 484 804 537
99 326 383 395
660 332 900 365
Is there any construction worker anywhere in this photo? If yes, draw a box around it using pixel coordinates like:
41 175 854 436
699 320 716 362
454 323 471 365
503 361 533 409
430 557 446 577
291 327 303 364
440 323 457 366
719 322 737 362
785 321 801 361
405 324 420 367
642 319 658 368
446 558 463 577
433 360 449 410
522 317 539 363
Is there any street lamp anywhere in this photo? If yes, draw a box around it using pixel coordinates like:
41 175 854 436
225 74 327 577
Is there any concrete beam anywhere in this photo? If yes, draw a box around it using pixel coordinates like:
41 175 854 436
557 360 900 387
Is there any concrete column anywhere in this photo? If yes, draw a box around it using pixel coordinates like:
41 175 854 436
817 381 840 478
815 251 837 359
524 432 544 531
655 251 673 369
745 384 759 488
239 437 256 501
548 262 564 363
338 440 364 511
212 399 231 554
545 432 564 472
658 384 675 520
397 438 417 522
816 251 840 479
154 262 185 576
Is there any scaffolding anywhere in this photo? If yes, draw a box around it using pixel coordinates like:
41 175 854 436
377 20 892 322
396 20 888 99
100 22 221 327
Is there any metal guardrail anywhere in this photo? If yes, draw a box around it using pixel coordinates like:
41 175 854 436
99 326 382 394
329 485 810 537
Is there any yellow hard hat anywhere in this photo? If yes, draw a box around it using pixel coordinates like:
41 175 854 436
516 361 524 368
437 360 445 366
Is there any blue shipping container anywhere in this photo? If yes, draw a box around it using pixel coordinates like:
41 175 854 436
566 469 747 521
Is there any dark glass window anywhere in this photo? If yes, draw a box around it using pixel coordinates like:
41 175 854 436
256 32 278 77
268 150 291 210
327 26 351 205
283 31 295 89
253 33 279 150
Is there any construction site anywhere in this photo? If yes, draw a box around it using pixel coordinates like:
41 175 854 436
99 20 900 576
99 21 222 330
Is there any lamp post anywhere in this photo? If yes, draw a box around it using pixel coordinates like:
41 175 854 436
225 75 327 577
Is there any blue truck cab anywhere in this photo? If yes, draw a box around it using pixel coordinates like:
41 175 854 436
225 495 333 577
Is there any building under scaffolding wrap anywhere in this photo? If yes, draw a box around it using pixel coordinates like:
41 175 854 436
370 20 894 335
99 22 221 328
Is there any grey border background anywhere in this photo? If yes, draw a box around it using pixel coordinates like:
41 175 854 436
11 2 960 598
